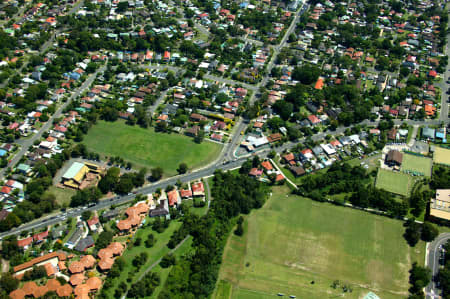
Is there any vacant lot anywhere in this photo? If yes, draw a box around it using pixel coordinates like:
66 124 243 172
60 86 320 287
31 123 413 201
401 154 433 177
376 169 412 196
214 185 424 299
434 146 450 166
83 120 222 176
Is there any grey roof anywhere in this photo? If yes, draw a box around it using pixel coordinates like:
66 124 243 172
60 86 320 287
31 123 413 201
74 236 95 252
66 228 83 245
422 127 435 138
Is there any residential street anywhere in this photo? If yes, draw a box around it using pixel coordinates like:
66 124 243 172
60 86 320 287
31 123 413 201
0 64 107 179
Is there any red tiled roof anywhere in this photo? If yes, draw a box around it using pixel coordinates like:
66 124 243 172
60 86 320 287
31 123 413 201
17 237 33 248
261 161 273 171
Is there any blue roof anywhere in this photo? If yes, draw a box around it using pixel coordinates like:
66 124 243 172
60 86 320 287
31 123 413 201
0 149 6 157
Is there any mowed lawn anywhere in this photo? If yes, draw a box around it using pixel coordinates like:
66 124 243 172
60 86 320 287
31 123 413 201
214 185 425 299
400 154 433 177
433 146 450 166
83 120 222 176
376 169 412 196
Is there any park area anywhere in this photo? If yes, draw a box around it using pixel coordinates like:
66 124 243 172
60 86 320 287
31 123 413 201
433 146 450 166
213 185 425 299
83 120 222 176
400 153 433 177
376 169 412 196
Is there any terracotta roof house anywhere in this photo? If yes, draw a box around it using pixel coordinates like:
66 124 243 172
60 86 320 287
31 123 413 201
9 288 26 299
17 237 33 248
180 189 193 198
249 168 263 177
191 182 205 196
283 153 295 162
70 273 86 286
80 255 95 269
261 161 273 171
98 258 114 271
33 231 49 243
167 190 180 207
46 278 61 292
74 283 90 297
69 261 85 274
86 276 102 291
44 262 56 276
56 284 73 297
22 281 38 296
14 252 66 275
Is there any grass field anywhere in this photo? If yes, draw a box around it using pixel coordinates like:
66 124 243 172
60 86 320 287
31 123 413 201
434 146 450 165
376 169 412 196
45 186 76 207
400 154 433 177
83 120 222 176
213 185 425 299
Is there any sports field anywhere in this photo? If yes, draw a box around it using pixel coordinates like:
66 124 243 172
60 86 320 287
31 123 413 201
433 146 450 165
376 169 412 196
83 120 222 176
400 153 433 177
214 186 425 299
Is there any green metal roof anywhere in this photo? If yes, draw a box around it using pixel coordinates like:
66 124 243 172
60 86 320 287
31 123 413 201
62 162 85 179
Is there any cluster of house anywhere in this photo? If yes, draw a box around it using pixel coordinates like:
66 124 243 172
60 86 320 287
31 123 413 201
421 126 447 143
3 0 73 37
191 0 297 41
266 0 444 124
115 180 205 233
247 159 285 183
281 134 372 176
9 251 104 299
155 84 248 142
0 110 84 213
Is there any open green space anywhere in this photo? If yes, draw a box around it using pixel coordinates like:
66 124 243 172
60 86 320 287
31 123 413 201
400 153 433 177
104 219 182 297
376 169 412 196
83 120 222 176
434 146 450 165
147 236 194 298
45 186 77 207
214 185 425 299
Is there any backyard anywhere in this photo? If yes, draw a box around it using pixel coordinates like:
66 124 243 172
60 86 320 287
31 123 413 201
400 153 433 177
83 120 222 176
213 185 425 299
376 169 413 196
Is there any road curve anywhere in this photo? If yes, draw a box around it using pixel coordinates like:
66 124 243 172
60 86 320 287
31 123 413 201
426 233 450 299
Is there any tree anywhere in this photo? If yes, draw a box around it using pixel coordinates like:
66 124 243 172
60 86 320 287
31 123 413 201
160 253 176 268
421 222 438 242
81 210 92 221
404 219 421 247
0 273 19 293
145 234 155 248
409 262 430 296
292 65 321 85
151 167 163 181
177 163 188 174
194 130 205 144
